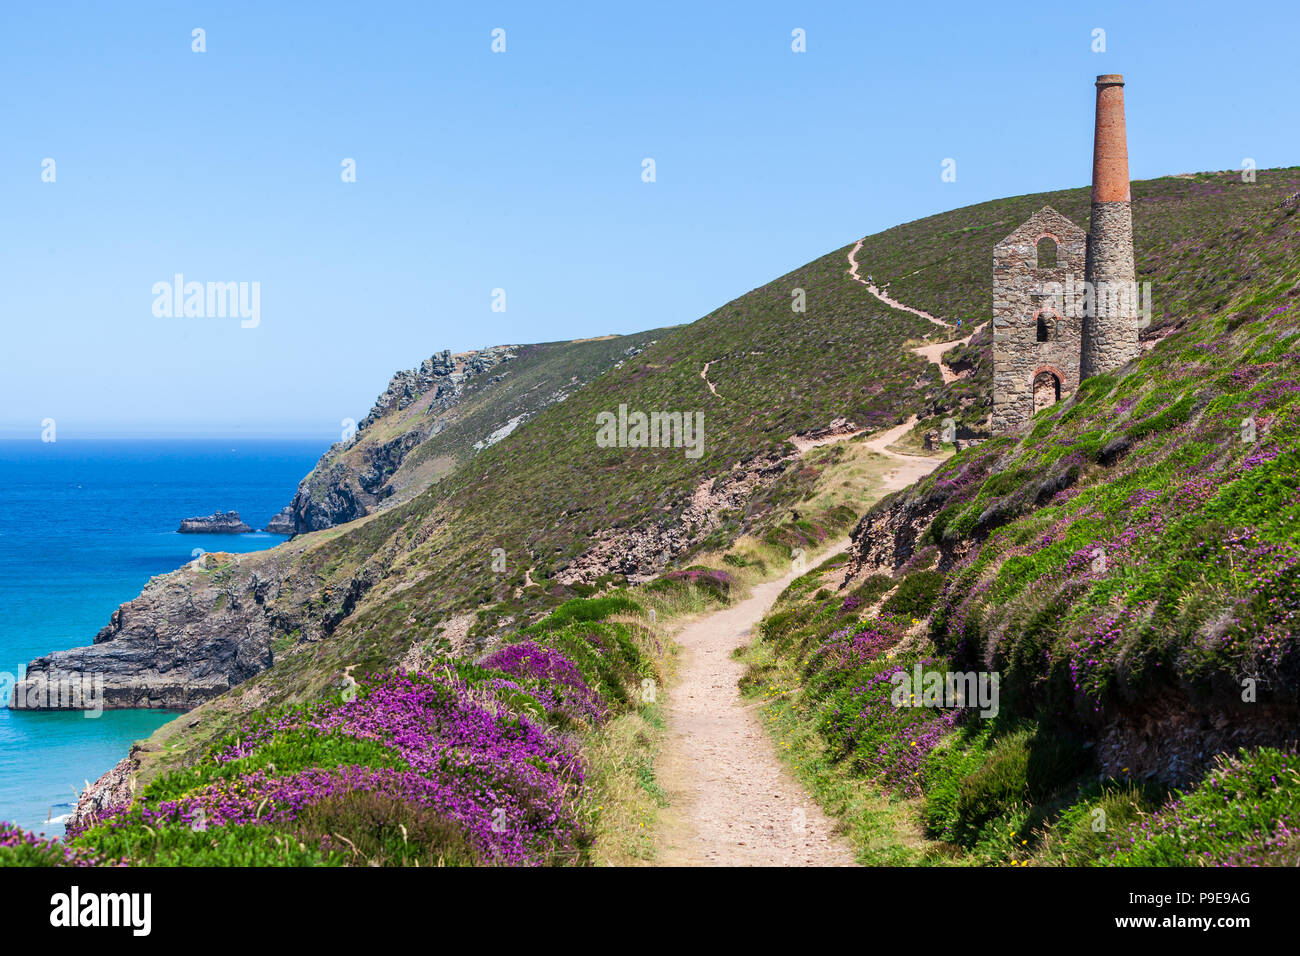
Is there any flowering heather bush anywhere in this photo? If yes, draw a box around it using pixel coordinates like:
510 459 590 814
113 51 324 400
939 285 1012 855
75 667 598 866
647 566 734 602
1108 747 1300 866
806 614 910 673
49 596 660 866
0 823 115 866
480 640 607 723
814 652 961 798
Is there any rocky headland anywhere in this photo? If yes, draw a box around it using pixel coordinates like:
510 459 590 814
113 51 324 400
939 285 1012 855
285 346 517 533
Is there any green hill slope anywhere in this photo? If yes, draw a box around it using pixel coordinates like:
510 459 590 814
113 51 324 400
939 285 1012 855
282 334 668 533
21 167 1300 867
745 170 1300 866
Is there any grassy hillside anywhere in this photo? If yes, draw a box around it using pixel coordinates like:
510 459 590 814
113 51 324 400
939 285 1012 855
744 169 1300 865
50 507 860 865
20 166 1300 867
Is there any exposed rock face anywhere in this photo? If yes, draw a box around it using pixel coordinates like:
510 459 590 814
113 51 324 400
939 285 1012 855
14 554 277 710
263 506 295 535
1096 695 1300 785
557 450 793 584
287 346 517 533
357 349 505 431
13 547 388 712
67 751 138 833
844 484 952 580
177 511 252 534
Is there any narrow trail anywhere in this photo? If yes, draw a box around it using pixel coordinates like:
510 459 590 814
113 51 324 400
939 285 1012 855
700 360 720 397
656 425 946 866
909 322 988 384
847 239 950 329
846 238 988 383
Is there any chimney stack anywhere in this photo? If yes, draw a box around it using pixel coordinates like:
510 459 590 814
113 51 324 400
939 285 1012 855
1081 74 1139 378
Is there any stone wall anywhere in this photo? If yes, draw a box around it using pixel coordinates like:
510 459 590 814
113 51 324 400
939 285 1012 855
1080 200 1140 377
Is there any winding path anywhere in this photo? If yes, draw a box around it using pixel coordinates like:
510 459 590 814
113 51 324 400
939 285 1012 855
655 426 945 866
700 360 720 397
910 323 987 384
846 238 987 383
847 239 949 328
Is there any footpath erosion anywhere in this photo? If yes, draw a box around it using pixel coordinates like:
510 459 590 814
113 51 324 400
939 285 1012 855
656 419 945 865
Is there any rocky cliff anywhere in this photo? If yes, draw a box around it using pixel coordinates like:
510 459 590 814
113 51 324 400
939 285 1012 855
12 529 400 712
286 347 517 533
263 506 295 534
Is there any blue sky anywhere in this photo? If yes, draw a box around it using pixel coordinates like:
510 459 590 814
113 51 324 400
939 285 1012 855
2 0 1296 438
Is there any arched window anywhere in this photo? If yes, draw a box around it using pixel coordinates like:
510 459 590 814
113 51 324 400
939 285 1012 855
1036 314 1050 342
1036 236 1057 269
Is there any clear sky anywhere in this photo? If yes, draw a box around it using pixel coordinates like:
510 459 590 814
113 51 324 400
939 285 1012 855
2 0 1296 438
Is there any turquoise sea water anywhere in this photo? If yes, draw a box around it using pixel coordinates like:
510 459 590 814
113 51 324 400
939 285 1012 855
0 439 326 836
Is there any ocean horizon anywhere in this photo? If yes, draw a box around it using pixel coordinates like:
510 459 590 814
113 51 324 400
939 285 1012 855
0 438 327 835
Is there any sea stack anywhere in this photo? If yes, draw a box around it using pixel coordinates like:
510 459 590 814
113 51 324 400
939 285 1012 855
263 506 295 535
1081 73 1140 378
177 511 252 534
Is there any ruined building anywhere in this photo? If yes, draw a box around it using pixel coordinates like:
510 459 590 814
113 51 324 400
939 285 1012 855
991 75 1140 433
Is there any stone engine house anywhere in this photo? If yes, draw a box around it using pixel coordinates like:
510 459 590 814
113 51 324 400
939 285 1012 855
991 74 1140 433
991 208 1087 432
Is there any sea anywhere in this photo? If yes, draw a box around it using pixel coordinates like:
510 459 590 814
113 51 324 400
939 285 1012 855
0 439 327 836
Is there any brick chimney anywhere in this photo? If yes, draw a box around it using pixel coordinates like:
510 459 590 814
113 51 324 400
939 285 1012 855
1081 74 1139 378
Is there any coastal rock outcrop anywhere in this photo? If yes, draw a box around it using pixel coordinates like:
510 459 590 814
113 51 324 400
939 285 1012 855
178 511 252 534
286 346 517 533
13 553 279 710
14 532 393 712
263 506 295 535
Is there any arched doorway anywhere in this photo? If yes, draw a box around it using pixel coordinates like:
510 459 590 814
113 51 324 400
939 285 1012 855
1033 370 1061 413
